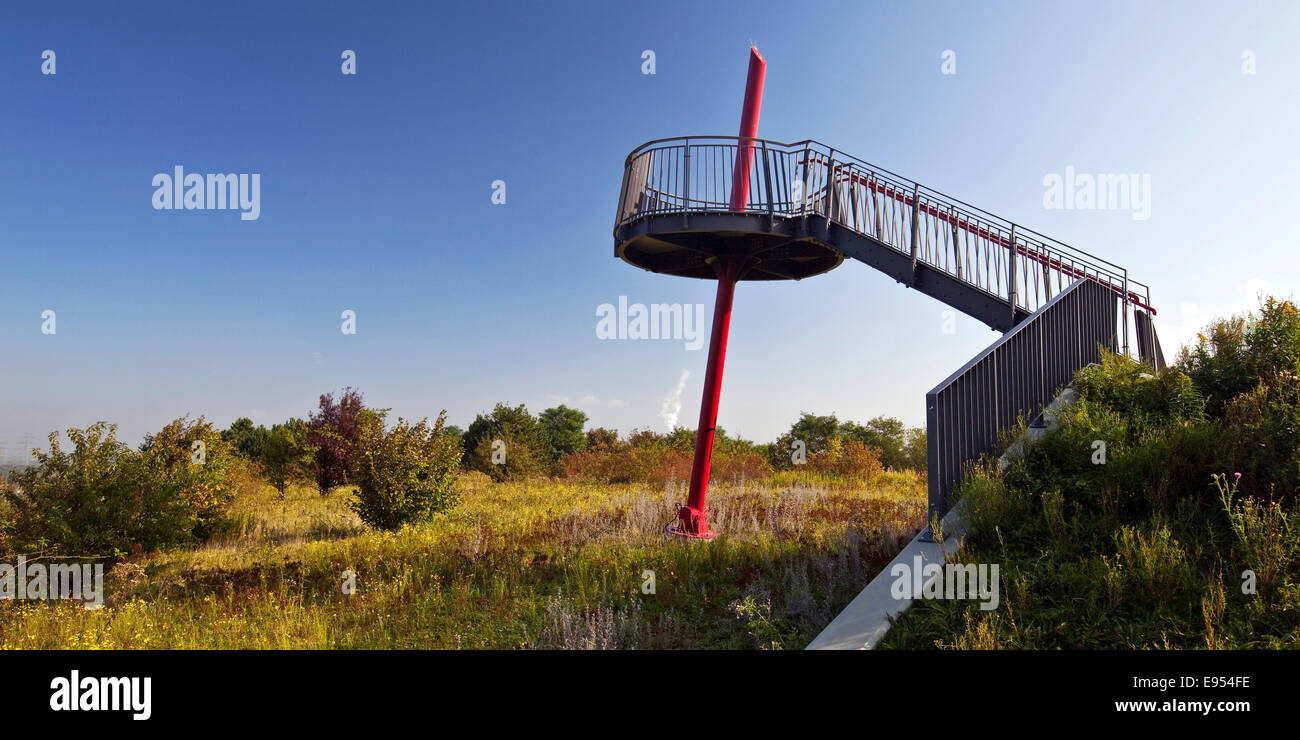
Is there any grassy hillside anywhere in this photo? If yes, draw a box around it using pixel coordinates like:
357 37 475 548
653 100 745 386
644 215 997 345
1 470 924 649
883 299 1300 649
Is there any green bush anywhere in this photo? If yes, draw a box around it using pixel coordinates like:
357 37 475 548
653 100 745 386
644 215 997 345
1111 519 1196 606
1245 297 1300 380
4 419 236 558
139 416 238 542
1179 315 1251 418
806 438 884 482
1073 350 1204 431
1178 298 1300 500
351 410 462 530
1222 373 1300 499
1180 297 1300 418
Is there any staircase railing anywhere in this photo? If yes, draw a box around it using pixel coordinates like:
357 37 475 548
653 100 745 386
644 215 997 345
616 136 1154 351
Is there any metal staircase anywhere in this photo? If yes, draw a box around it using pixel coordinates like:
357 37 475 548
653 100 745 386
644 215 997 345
614 135 1165 519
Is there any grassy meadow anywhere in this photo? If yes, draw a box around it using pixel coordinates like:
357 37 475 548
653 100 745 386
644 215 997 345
0 469 925 649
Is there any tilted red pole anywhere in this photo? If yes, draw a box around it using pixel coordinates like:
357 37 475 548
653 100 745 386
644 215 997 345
671 47 765 539
728 47 766 214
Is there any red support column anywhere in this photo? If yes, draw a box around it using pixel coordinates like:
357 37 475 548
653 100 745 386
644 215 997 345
670 257 740 539
728 47 766 213
668 47 765 540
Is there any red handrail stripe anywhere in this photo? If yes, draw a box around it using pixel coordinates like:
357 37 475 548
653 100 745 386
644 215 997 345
796 156 1155 314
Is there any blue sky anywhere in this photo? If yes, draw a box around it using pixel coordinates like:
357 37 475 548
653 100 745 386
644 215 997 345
1 1 1298 460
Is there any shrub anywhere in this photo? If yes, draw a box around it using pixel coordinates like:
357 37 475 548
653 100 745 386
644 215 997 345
1178 315 1251 418
1005 359 1222 521
645 448 693 486
709 449 772 483
957 462 1031 540
807 438 883 482
560 442 675 484
1245 297 1300 380
138 415 238 542
1179 298 1300 419
585 427 619 450
1215 472 1297 595
1111 520 1195 605
4 421 229 558
1176 298 1300 500
1073 350 1204 432
838 439 885 481
351 410 463 530
561 446 631 483
559 426 770 486
1222 374 1300 499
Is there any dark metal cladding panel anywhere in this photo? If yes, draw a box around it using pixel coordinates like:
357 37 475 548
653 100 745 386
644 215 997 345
926 391 940 522
925 278 1126 518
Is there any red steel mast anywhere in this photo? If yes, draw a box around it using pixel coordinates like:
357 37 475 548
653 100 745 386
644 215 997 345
669 46 766 539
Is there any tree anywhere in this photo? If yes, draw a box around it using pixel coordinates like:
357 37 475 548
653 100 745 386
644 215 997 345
769 412 840 469
222 417 268 459
351 410 462 530
787 412 840 454
462 403 546 481
260 420 316 500
842 416 907 469
901 428 927 472
538 405 588 466
307 387 366 494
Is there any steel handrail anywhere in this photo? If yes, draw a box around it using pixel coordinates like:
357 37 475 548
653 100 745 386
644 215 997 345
616 135 1155 317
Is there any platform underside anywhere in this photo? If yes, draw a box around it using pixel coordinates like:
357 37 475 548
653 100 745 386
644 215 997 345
615 214 844 281
614 211 1035 331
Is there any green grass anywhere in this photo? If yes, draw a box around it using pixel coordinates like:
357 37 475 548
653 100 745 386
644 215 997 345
0 470 925 649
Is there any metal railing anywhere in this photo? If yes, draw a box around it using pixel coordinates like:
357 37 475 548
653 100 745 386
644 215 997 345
616 136 1154 351
924 278 1119 521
